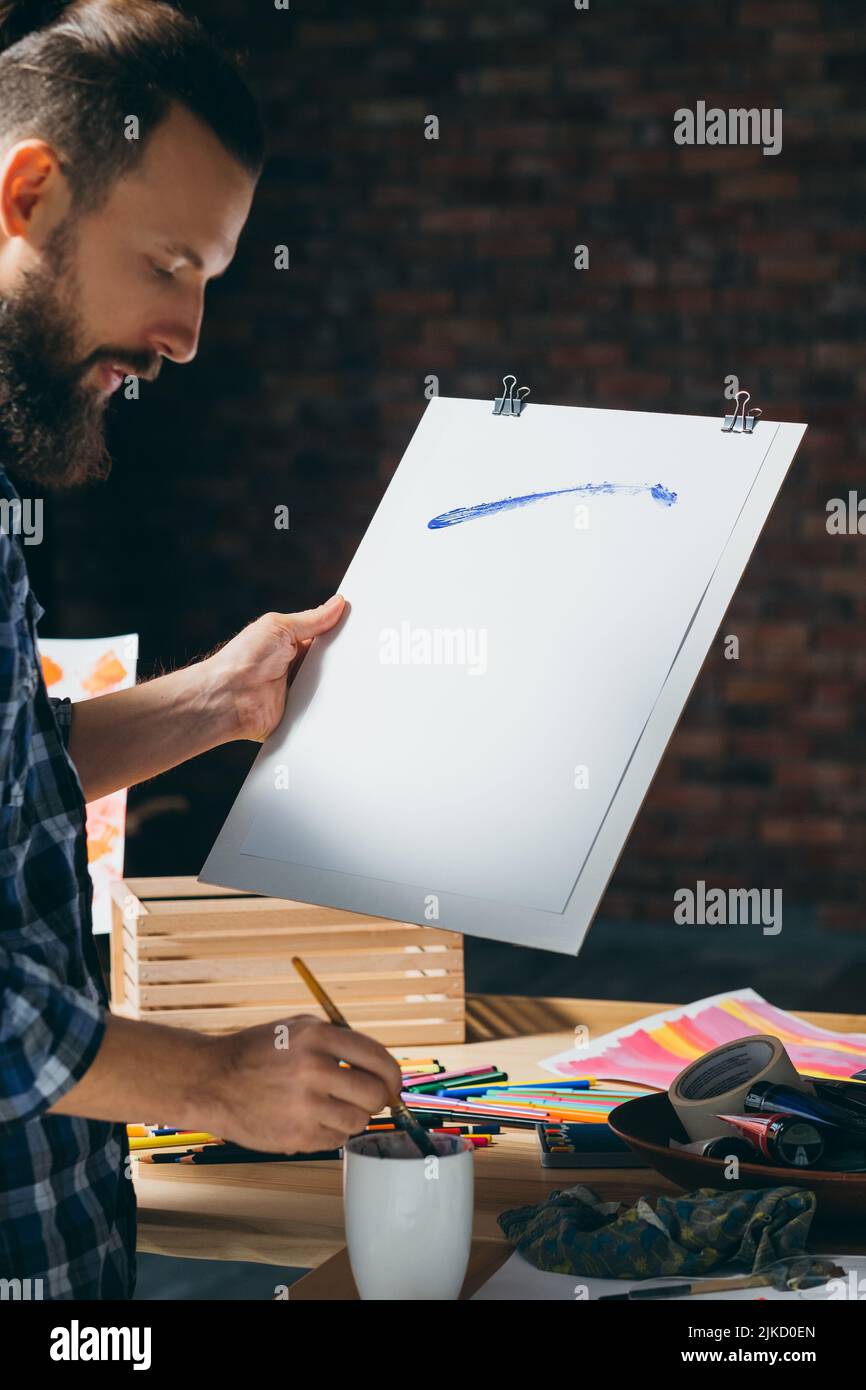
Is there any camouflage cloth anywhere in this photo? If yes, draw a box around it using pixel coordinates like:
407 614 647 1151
498 1184 837 1286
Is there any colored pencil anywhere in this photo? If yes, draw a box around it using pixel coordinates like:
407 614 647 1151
184 1145 342 1165
128 1132 219 1151
400 1064 504 1085
139 1147 215 1163
406 1070 508 1094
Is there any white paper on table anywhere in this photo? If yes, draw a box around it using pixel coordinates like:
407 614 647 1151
471 1249 866 1302
37 634 139 935
201 396 806 955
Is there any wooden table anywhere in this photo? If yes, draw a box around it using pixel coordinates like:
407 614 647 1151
290 1241 513 1300
134 994 866 1274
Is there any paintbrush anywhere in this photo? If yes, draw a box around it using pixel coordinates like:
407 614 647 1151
291 956 439 1159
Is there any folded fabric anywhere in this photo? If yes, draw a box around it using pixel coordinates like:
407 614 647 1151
498 1184 837 1285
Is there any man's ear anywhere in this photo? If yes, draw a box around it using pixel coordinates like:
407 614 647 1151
0 139 71 244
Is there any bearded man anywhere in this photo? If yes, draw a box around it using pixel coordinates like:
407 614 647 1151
0 0 400 1299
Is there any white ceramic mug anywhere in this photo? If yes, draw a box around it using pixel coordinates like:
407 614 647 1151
343 1131 474 1300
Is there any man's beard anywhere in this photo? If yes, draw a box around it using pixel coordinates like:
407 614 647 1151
0 225 146 491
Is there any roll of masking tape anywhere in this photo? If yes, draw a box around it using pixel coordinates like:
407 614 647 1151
669 1035 812 1141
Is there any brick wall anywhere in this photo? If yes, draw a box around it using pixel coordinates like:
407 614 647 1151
39 0 865 946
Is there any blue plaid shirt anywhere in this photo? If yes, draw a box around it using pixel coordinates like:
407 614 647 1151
0 466 135 1299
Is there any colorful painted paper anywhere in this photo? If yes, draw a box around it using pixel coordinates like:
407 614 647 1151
37 634 139 935
540 989 866 1087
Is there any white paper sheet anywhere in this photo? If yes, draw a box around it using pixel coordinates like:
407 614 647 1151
240 400 781 911
471 1249 866 1302
201 396 806 954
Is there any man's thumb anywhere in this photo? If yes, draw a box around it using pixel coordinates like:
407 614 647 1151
279 594 345 642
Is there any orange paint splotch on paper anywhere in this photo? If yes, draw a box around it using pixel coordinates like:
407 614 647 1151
41 654 64 687
86 822 120 864
83 650 128 696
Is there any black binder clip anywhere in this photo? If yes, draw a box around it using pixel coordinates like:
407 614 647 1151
493 374 530 417
721 389 762 434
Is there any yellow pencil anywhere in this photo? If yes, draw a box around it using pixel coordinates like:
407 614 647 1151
128 1132 219 1151
291 957 345 1025
291 957 439 1158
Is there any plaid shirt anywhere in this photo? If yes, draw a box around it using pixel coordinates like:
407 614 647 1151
0 466 135 1299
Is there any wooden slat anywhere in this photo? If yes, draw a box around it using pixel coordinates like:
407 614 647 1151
110 901 127 1008
139 974 465 1008
135 997 465 1030
132 932 456 960
132 900 450 934
122 877 256 900
191 1019 467 1044
134 923 456 950
137 949 464 983
140 898 389 921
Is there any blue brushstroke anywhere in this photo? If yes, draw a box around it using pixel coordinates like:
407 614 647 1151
427 480 677 529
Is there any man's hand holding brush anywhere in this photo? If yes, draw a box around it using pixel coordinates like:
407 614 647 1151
207 1014 404 1155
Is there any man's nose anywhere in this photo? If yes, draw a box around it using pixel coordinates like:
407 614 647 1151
148 298 204 366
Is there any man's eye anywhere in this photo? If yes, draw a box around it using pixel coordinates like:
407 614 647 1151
151 263 175 281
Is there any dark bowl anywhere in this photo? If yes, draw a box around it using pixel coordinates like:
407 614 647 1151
608 1092 866 1233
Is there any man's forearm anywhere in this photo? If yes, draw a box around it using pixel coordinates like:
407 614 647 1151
47 1013 227 1131
46 1005 404 1158
67 660 235 802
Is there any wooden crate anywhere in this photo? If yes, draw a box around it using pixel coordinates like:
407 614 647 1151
109 877 465 1045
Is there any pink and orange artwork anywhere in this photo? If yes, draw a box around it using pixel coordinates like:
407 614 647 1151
82 650 130 696
540 988 866 1088
37 634 139 935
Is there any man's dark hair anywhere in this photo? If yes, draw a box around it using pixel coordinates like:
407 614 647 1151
0 0 265 208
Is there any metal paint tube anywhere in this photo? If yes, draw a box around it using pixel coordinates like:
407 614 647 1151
743 1081 866 1137
717 1112 826 1168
